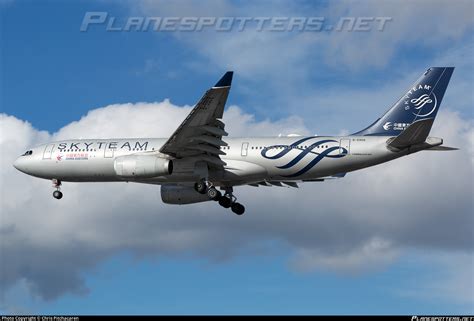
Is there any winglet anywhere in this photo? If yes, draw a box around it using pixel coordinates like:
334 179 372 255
214 71 233 87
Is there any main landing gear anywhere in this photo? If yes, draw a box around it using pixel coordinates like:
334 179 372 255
194 179 245 215
52 179 63 199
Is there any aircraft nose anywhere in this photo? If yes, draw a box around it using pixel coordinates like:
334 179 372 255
13 157 27 173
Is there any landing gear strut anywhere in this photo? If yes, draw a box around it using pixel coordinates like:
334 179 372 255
193 180 246 215
52 179 63 199
218 187 245 215
218 195 232 208
207 186 222 201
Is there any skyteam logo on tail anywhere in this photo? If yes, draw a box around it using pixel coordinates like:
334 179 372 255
404 84 438 118
410 92 438 117
411 94 432 108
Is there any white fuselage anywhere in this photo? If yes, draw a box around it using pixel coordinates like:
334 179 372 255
13 135 407 187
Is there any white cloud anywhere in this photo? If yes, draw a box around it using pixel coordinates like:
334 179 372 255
292 237 399 274
124 0 474 141
132 0 474 73
322 0 474 68
0 100 472 304
2 0 472 311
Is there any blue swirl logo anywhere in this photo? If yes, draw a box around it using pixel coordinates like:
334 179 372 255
261 137 348 177
409 92 437 117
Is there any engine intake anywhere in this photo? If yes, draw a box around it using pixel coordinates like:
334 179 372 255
161 185 211 204
114 155 173 178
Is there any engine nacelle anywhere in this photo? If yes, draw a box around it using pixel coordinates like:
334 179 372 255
161 185 211 204
114 155 173 178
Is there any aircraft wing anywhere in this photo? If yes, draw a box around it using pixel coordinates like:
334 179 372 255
159 72 233 168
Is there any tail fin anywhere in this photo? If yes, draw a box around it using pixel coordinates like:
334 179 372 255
353 67 454 136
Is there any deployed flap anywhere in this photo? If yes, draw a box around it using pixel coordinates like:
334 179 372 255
387 118 434 149
251 181 300 188
160 72 233 168
425 145 459 151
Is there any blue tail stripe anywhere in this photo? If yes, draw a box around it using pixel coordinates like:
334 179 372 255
277 139 335 169
261 136 316 160
283 146 345 178
261 137 349 178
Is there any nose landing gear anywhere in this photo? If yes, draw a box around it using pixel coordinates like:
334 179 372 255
53 190 63 199
52 179 63 199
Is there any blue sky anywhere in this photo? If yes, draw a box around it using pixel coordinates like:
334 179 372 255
1 0 473 315
5 252 469 315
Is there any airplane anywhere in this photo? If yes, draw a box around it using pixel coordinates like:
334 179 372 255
13 67 456 215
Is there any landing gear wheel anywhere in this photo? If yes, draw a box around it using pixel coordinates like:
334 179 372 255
207 187 221 201
52 179 63 199
219 196 232 208
194 179 207 194
231 202 245 215
53 190 63 199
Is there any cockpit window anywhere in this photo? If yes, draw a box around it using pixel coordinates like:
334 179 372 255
22 150 33 156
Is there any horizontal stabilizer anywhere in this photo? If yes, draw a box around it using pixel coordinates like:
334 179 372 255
387 118 434 149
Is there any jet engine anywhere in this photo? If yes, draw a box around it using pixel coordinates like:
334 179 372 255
161 185 211 204
114 155 172 178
